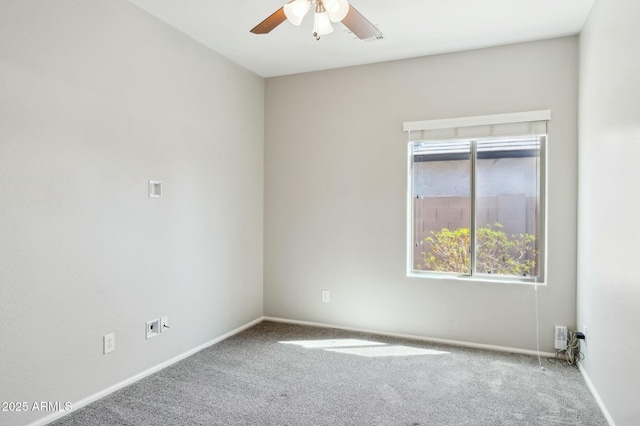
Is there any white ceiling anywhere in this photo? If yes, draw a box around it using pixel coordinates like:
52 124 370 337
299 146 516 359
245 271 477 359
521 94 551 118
126 0 595 78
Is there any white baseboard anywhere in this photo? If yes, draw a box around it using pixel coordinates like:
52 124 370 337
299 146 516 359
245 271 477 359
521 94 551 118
28 317 264 426
263 316 557 358
578 362 616 426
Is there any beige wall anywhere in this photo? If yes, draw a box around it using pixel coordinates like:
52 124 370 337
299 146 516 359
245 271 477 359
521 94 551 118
265 37 578 352
0 1 264 425
578 0 640 424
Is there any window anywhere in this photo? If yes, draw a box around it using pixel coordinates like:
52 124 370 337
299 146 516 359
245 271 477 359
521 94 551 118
404 111 548 283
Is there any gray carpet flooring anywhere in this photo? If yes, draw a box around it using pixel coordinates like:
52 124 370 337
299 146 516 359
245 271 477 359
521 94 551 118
50 321 607 425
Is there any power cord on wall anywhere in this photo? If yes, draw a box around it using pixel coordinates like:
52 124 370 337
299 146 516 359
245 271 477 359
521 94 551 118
547 331 585 367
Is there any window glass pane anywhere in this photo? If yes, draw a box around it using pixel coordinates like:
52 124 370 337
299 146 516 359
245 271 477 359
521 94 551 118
412 141 471 274
475 137 541 278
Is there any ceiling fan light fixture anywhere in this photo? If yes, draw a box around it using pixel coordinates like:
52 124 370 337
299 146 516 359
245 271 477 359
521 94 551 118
313 10 334 37
252 0 380 41
324 0 350 22
284 0 310 26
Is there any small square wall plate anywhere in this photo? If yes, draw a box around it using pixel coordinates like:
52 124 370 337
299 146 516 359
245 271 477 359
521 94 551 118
149 181 162 198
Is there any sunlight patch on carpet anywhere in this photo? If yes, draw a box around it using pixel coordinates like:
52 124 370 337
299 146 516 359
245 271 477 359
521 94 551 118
279 339 449 357
326 345 449 357
279 339 386 348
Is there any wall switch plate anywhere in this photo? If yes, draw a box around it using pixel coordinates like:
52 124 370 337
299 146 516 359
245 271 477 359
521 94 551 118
104 333 115 354
160 316 170 333
321 290 330 303
146 319 160 339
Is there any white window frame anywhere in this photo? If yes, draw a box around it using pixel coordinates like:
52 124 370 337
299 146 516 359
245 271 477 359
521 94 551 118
404 111 549 284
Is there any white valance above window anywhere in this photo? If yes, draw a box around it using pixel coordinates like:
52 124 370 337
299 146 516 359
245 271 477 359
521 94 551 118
403 110 551 142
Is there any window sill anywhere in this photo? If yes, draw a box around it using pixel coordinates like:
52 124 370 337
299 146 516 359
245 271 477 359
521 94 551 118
407 271 546 286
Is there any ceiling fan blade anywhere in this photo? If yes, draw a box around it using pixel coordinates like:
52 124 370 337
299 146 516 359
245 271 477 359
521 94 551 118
341 5 383 40
250 7 287 34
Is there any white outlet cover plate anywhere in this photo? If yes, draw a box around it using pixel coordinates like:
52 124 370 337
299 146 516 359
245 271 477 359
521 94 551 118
322 290 330 303
104 333 115 354
160 316 169 333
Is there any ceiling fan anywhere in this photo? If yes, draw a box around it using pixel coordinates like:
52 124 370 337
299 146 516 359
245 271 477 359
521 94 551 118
250 0 383 41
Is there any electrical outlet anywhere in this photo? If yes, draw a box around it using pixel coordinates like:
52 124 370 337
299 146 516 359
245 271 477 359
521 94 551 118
146 319 160 339
104 333 115 354
322 290 330 303
160 316 170 333
583 325 588 340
